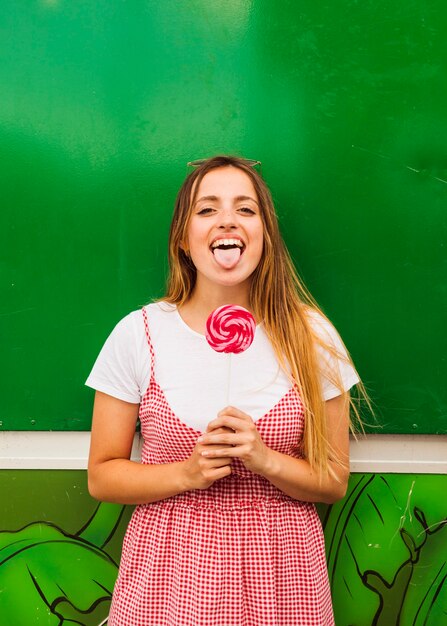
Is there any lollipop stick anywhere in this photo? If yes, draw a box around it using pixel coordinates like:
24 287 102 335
226 353 232 406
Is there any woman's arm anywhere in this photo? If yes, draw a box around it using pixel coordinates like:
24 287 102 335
198 393 350 505
88 391 233 504
259 393 350 503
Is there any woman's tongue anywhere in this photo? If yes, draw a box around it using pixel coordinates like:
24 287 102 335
213 247 241 269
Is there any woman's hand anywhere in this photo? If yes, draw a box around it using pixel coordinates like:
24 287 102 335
198 406 273 475
182 427 234 490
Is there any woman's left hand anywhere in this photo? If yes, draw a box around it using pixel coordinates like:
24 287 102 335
198 406 272 475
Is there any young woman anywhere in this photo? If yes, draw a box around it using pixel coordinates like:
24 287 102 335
87 155 363 625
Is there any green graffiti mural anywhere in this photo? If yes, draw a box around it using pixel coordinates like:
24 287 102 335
0 471 446 625
324 474 447 626
0 502 124 625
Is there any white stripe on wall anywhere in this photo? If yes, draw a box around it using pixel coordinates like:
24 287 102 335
0 432 446 473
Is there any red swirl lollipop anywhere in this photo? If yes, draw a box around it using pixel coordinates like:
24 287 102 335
206 305 256 354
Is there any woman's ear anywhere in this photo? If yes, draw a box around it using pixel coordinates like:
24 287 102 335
180 241 190 256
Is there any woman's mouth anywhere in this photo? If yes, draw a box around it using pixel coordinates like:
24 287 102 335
210 238 245 269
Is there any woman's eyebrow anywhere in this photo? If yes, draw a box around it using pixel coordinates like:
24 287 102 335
195 195 218 205
194 194 259 206
235 195 259 205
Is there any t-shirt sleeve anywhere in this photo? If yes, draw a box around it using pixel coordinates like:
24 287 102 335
307 310 360 401
85 311 150 404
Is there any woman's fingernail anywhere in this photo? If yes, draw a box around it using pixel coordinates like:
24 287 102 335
197 436 204 443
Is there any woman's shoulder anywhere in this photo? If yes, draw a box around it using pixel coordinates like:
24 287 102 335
303 305 360 397
144 300 177 317
113 301 177 331
143 301 179 333
97 302 176 349
303 305 336 338
302 305 350 355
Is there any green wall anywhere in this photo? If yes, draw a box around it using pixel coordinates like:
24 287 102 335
1 1 446 433
1 471 445 625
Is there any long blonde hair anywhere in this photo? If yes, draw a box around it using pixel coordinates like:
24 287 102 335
164 155 367 477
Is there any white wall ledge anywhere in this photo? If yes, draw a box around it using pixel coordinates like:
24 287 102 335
0 432 446 473
349 433 447 473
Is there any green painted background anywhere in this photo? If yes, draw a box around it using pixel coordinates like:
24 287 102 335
1 1 446 433
1 471 445 625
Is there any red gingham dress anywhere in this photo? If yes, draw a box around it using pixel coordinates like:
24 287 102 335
108 308 335 626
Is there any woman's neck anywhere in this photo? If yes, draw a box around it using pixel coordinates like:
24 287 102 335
178 284 254 334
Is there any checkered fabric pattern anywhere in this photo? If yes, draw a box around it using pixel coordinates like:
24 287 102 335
108 308 334 625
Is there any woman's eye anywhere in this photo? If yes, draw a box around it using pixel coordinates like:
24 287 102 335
239 206 256 215
197 207 215 215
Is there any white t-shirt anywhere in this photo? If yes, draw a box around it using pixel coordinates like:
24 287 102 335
86 302 360 433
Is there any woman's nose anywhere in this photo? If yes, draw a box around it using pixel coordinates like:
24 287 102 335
218 209 237 229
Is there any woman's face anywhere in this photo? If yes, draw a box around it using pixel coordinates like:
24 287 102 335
184 166 264 291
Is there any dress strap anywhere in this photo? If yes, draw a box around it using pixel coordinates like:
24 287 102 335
142 306 155 375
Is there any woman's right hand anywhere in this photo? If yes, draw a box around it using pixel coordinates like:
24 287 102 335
88 394 234 504
182 427 233 490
